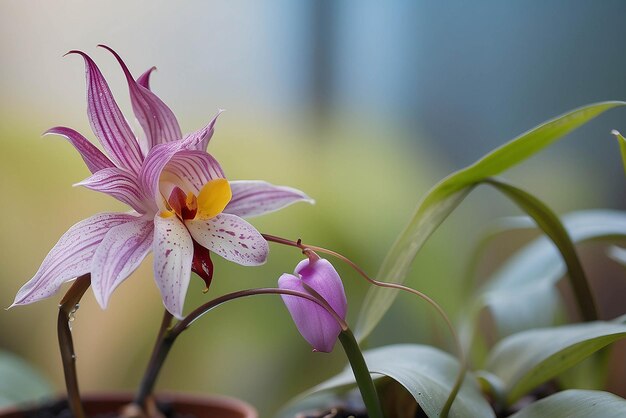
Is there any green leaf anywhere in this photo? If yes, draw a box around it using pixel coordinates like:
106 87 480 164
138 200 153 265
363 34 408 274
483 178 597 321
287 344 495 418
485 320 626 405
509 390 626 418
0 350 52 408
611 129 626 178
355 101 625 342
480 209 626 337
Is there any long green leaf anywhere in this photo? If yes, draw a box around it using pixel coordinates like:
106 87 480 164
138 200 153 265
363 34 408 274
485 320 626 405
509 390 626 418
611 129 626 177
483 179 597 321
355 101 625 342
480 209 626 337
285 344 495 418
0 350 52 408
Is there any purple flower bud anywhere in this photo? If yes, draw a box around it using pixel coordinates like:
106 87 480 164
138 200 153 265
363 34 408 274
278 258 348 353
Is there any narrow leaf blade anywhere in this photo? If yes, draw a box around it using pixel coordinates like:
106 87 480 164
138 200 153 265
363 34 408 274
485 320 626 405
509 390 626 418
355 101 625 341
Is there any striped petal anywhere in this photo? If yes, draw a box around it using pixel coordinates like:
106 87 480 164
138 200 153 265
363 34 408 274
136 66 156 90
225 180 314 218
91 217 154 309
100 45 182 152
188 110 223 151
139 113 223 201
153 214 194 318
75 167 150 213
67 50 144 174
11 213 137 306
185 213 268 266
161 150 225 195
44 127 114 174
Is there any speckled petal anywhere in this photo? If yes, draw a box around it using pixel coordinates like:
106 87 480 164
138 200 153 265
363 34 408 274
11 213 138 307
153 214 194 318
185 213 268 266
91 217 154 309
44 127 114 174
225 180 314 218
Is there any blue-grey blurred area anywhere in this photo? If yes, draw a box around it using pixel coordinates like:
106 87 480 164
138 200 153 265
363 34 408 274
1 1 626 416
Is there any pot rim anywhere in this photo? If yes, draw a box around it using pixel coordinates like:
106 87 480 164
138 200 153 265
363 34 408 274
0 391 258 418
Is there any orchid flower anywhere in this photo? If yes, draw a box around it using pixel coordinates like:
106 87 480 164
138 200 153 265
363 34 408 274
279 257 347 352
12 46 312 319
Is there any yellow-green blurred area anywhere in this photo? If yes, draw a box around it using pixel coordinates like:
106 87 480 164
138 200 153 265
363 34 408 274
2 1 626 416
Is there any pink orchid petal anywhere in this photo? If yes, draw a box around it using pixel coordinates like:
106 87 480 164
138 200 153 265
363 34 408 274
91 217 154 309
44 127 114 174
225 180 314 218
162 150 225 194
153 214 194 319
75 167 150 213
136 67 156 90
67 50 143 174
278 259 347 352
11 213 138 307
187 110 223 151
99 45 182 152
185 213 268 266
139 113 223 200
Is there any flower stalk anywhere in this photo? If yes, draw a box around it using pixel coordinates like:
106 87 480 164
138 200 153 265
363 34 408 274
58 274 91 418
338 329 385 418
134 288 368 412
262 234 466 418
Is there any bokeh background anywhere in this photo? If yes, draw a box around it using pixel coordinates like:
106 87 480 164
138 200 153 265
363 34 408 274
2 1 626 416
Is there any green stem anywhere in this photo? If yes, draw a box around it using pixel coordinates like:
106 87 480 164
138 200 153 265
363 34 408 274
57 274 91 418
338 329 385 418
134 310 173 409
131 287 349 414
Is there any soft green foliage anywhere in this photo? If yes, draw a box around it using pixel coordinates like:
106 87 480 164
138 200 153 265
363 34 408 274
0 350 52 408
479 210 626 337
508 390 626 418
611 129 626 177
484 319 626 405
355 101 625 342
290 345 494 418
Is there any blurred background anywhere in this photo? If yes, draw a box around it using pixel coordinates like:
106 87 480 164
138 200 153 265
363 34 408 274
2 1 626 416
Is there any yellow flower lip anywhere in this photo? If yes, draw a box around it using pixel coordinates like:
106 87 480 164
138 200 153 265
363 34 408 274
164 179 232 221
196 178 232 220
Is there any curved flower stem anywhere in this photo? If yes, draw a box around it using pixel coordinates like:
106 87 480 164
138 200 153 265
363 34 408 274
262 234 466 418
58 273 91 418
134 309 173 408
338 329 385 418
134 288 387 417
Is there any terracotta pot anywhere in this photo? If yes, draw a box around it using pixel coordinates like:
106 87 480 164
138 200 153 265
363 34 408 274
0 392 257 418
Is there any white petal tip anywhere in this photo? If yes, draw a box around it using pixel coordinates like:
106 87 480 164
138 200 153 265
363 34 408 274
5 303 17 311
611 129 622 137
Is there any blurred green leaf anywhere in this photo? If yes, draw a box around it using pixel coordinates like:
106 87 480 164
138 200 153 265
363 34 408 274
0 350 52 408
480 209 626 337
483 179 597 321
485 319 626 405
355 101 625 342
611 129 626 178
508 390 626 418
289 344 495 418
